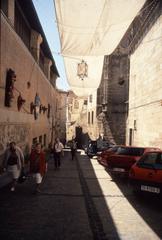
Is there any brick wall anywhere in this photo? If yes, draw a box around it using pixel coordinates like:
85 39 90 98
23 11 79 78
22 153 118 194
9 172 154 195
0 13 59 157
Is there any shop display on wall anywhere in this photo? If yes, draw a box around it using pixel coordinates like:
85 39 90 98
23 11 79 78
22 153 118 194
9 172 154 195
30 102 35 114
17 94 26 111
42 106 48 114
4 69 16 107
34 93 41 119
47 104 51 118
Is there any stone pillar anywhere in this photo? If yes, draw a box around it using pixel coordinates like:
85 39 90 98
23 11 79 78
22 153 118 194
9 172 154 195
30 30 43 62
50 71 57 87
44 57 52 80
8 0 15 26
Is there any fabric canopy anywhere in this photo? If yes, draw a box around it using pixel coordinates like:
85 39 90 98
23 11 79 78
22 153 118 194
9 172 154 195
54 0 146 96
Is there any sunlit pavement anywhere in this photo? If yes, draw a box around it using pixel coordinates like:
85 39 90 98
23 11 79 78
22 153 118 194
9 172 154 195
0 149 162 240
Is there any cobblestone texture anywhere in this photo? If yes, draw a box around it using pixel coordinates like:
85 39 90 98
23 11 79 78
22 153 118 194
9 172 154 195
0 149 162 240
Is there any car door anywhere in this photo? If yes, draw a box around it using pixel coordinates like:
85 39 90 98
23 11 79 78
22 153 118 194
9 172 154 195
153 153 162 184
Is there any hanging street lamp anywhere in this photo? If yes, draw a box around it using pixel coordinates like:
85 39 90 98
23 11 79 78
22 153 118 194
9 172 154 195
77 60 88 80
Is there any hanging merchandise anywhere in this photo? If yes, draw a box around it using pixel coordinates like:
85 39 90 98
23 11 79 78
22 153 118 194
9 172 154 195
4 69 16 107
30 102 35 114
34 92 41 106
42 106 48 114
54 0 146 96
17 94 26 111
47 104 51 118
39 104 43 114
34 93 41 119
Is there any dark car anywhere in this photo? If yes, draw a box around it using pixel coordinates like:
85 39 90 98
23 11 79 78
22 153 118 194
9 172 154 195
85 140 98 157
98 145 121 167
86 140 110 158
107 146 160 176
129 151 162 196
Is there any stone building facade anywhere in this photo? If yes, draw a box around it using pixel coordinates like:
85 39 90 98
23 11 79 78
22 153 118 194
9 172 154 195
97 54 129 145
86 90 100 141
66 90 101 147
54 90 67 144
126 0 162 148
97 0 162 147
0 0 62 160
66 91 85 141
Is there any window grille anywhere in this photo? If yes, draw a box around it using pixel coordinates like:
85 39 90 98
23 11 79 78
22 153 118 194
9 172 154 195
15 1 31 49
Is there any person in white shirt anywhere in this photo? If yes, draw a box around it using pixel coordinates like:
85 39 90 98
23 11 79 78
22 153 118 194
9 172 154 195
53 138 64 169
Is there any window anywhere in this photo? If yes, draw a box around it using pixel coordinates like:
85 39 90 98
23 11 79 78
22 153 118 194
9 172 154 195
32 137 37 145
84 100 88 105
15 1 31 49
39 135 42 144
117 147 144 156
138 153 162 169
89 94 92 103
91 111 94 124
44 134 46 147
1 0 8 16
88 112 90 124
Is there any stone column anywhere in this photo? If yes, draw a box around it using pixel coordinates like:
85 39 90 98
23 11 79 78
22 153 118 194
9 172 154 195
50 71 57 87
44 57 52 80
30 30 43 62
8 0 15 26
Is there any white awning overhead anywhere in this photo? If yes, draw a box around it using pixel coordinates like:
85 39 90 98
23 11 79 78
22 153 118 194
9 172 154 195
54 0 146 96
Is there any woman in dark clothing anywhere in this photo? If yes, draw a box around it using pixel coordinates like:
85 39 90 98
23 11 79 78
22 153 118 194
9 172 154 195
29 143 46 192
70 138 77 160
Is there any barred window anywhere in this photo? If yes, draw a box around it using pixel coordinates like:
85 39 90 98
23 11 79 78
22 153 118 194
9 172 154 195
44 134 46 147
1 0 8 16
89 94 93 103
84 100 88 105
92 111 94 124
39 135 42 144
15 1 31 49
88 112 90 124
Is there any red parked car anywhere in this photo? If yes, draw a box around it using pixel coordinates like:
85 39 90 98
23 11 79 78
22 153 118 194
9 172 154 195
106 146 160 176
129 151 162 196
98 145 122 167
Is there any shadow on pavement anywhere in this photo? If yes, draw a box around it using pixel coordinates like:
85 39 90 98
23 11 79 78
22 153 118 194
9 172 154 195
0 150 120 240
108 172 162 239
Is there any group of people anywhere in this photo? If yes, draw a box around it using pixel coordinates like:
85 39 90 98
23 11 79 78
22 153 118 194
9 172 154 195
2 137 77 193
3 141 47 193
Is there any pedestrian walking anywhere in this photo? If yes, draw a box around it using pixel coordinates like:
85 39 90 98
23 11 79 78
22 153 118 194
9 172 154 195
70 137 77 160
3 141 24 192
53 138 64 169
29 142 46 193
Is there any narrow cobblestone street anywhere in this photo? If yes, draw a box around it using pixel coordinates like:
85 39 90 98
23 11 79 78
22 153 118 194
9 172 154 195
0 150 162 240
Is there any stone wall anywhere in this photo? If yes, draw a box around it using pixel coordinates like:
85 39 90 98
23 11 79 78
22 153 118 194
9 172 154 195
97 54 129 144
127 14 162 148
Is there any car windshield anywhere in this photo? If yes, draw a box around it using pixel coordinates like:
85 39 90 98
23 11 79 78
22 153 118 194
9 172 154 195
116 147 144 156
137 152 162 169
